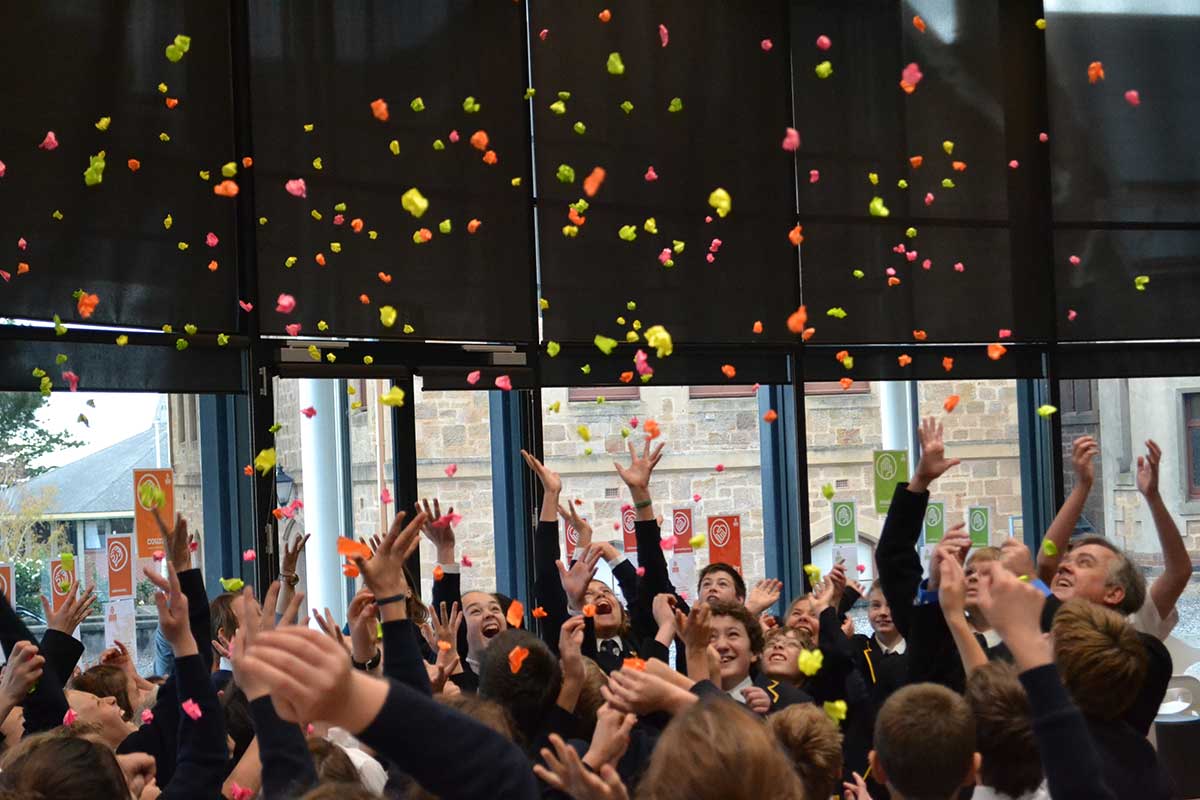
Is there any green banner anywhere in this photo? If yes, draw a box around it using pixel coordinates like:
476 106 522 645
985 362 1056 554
968 506 991 548
923 501 945 544
873 450 909 514
832 501 857 545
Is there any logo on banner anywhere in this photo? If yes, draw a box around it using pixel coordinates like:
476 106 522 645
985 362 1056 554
709 518 732 548
108 535 134 599
970 509 987 531
925 504 943 529
706 515 742 572
672 509 693 553
109 539 129 573
52 564 70 592
968 506 991 548
622 507 636 533
0 566 11 600
874 452 899 482
835 504 853 528
621 507 638 554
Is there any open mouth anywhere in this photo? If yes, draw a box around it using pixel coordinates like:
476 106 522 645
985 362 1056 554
704 591 721 603
596 600 614 616
719 652 736 665
1052 575 1072 590
766 651 788 664
481 620 501 637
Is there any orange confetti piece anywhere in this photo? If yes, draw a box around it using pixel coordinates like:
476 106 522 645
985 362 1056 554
470 130 489 151
835 350 849 362
763 409 778 423
582 604 597 618
531 606 549 619
416 228 433 242
207 260 218 272
378 272 392 284
909 155 923 169
437 640 452 652
315 253 326 266
913 329 927 341
582 166 606 198
370 98 389 121
788 224 804 246
351 218 364 233
568 207 586 226
644 419 661 439
337 537 372 559
888 277 901 287
943 394 960 413
271 508 284 520
1087 61 1105 84
76 292 99 319
721 364 736 379
343 562 360 578
752 321 763 334
242 156 254 168
506 599 525 627
623 657 646 671
433 565 445 581
165 97 179 109
942 356 954 372
243 464 253 476
898 354 912 367
619 371 634 384
786 305 808 333
801 327 815 341
598 8 611 22
952 161 967 172
839 377 854 391
213 180 239 197
913 15 926 32
467 219 481 234
987 342 1007 360
16 262 29 275
508 645 530 673
127 158 141 172
359 294 371 305
482 149 498 165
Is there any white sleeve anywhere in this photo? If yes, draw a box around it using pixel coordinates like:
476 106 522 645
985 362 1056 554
1129 598 1178 641
437 562 461 574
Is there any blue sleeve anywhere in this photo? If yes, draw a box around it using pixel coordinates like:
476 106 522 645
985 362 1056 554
160 654 228 799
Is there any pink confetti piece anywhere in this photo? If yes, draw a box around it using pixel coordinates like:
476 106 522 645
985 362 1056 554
636 566 646 576
1038 132 1049 143
635 349 653 376
206 232 219 247
613 522 620 531
954 262 965 272
181 699 202 720
630 416 639 428
333 214 344 226
921 259 932 270
1069 255 1080 266
238 300 254 312
905 250 917 262
1124 89 1140 106
461 555 473 567
141 708 154 724
299 406 316 418
285 323 301 336
285 178 307 198
495 374 512 391
0 160 6 177
886 267 897 277
924 192 935 206
445 463 458 477
539 28 549 40
1 271 10 283
63 709 78 725
692 493 701 502
39 131 59 151
660 537 673 551
62 371 79 392
644 166 658 181
809 169 820 183
189 540 199 552
760 39 773 51
900 62 923 90
856 564 866 573
380 488 392 504
242 549 256 561
449 130 460 143
1008 160 1019 169
704 215 713 223
466 370 481 385
276 293 296 314
1067 309 1077 321
230 783 253 800
433 512 462 530
658 248 672 265
153 550 165 562
705 253 715 263
709 238 722 253
998 328 1012 339
816 34 831 50
781 127 801 151
659 23 669 47
17 237 26 250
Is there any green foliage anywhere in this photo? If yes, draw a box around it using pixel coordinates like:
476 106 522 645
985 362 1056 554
12 559 43 613
0 393 82 481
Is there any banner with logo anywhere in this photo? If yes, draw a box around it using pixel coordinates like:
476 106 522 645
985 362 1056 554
49 558 71 614
621 506 637 558
564 520 578 561
107 535 134 598
831 500 859 573
923 502 946 544
873 450 909 514
0 563 11 606
968 506 991 548
668 509 696 596
105 534 137 655
706 515 742 572
134 469 175 557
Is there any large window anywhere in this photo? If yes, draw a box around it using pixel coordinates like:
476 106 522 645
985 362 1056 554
1187 394 1200 500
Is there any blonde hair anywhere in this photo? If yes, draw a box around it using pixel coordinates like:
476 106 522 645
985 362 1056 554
768 704 843 800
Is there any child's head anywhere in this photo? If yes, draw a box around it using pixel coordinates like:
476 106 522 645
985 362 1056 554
477 629 561 744
965 661 1042 797
461 591 508 659
1052 598 1148 720
210 591 239 645
0 730 130 799
307 737 362 786
698 563 746 605
705 600 764 691
872 683 980 800
582 579 629 639
784 594 820 639
866 584 898 640
767 703 844 800
761 626 815 684
68 665 134 722
639 698 806 800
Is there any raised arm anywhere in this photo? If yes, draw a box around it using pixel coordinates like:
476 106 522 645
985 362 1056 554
1137 440 1194 623
614 440 671 641
37 576 93 684
1036 436 1097 582
938 553 988 675
0 591 69 736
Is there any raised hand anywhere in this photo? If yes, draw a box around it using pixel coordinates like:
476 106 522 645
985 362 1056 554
651 593 677 634
558 503 594 552
926 526 970 591
811 564 846 615
143 562 195 657
559 616 586 690
582 704 636 770
312 608 350 656
41 577 96 634
521 450 563 495
348 589 380 665
938 552 968 618
231 582 303 700
1136 439 1162 500
999 538 1035 579
558 545 602 610
152 511 195 572
353 511 427 617
534 733 631 800
676 602 713 657
741 685 771 715
910 417 961 493
0 641 44 705
1072 435 1099 487
419 499 456 564
613 439 664 491
973 562 1052 671
280 529 311 576
843 771 875 800
745 578 783 616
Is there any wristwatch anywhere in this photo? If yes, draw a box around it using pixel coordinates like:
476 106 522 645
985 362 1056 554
351 649 382 671
279 572 300 588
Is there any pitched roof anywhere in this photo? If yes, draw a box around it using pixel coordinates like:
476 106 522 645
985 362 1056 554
4 424 169 517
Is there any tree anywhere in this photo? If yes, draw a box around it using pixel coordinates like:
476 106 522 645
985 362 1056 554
0 393 82 482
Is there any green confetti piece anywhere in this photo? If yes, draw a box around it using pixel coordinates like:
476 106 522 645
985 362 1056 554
618 225 638 241
667 97 683 112
217 333 230 346
175 338 188 351
549 100 566 115
184 323 197 336
410 97 425 112
815 61 833 79
1042 539 1058 556
868 196 889 217
826 307 847 319
905 227 917 238
620 100 634 114
606 52 625 75
556 164 575 183
439 219 452 234
547 341 560 357
573 121 586 135
594 335 618 355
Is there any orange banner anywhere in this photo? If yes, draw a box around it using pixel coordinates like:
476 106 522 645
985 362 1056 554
621 506 637 554
706 515 742 572
107 535 134 599
564 520 578 561
134 469 175 558
50 559 71 613
0 564 12 603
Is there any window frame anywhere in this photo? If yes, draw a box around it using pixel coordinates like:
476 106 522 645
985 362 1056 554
1186 392 1200 499
567 386 640 402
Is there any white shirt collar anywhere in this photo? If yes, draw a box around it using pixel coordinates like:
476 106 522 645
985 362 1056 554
219 657 234 672
982 629 1003 649
598 635 624 652
876 637 906 655
971 781 1050 800
726 675 754 703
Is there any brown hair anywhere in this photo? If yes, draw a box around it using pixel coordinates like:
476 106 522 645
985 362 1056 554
210 592 239 642
765 624 815 652
639 697 806 800
767 704 843 800
964 546 1001 569
69 666 133 721
1052 598 1148 719
437 692 515 740
698 563 747 600
299 784 378 800
573 657 608 738
1068 536 1147 615
706 599 765 655
874 683 977 800
307 737 361 786
965 661 1042 797
0 730 129 799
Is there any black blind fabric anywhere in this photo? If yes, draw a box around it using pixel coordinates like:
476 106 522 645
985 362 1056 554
0 1 240 333
530 0 800 348
248 0 535 344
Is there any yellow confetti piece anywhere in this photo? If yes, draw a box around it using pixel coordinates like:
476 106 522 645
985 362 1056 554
1042 539 1058 556
644 325 673 357
95 116 111 131
303 123 314 132
577 425 591 442
389 139 400 155
798 649 824 676
689 533 706 548
401 187 429 218
221 162 237 178
159 132 170 142
254 447 277 476
115 335 128 346
708 187 732 218
402 324 414 334
594 334 618 355
285 256 297 268
363 356 374 365
379 306 397 327
823 700 847 724
311 210 323 221
330 242 342 253
1036 404 1058 417
307 345 321 361
199 170 210 181
163 214 173 230
312 157 323 170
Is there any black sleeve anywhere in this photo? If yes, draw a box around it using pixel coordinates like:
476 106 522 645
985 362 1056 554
433 570 468 659
642 637 670 665
533 519 569 655
611 559 639 611
381 619 433 695
177 568 214 674
249 696 318 799
0 592 69 736
160 654 228 799
806 608 857 703
356 678 539 800
630 519 676 644
837 586 861 618
875 483 929 639
117 676 180 783
38 628 84 687
903 601 967 693
1019 664 1115 800
581 615 599 662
